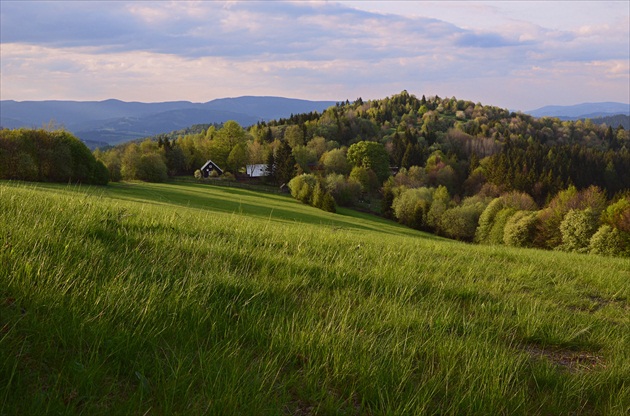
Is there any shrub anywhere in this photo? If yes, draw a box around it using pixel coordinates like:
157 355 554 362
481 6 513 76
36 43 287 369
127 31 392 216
503 210 538 247
559 208 599 253
349 166 379 193
535 186 606 249
476 191 537 244
589 225 630 257
289 174 335 213
488 208 517 245
392 187 433 229
136 153 168 183
320 192 337 213
298 183 313 204
381 179 396 218
91 160 110 185
325 174 361 207
221 172 235 180
440 200 486 241
13 152 39 181
602 197 630 233
311 182 324 209
288 174 317 204
475 198 504 243
426 185 450 232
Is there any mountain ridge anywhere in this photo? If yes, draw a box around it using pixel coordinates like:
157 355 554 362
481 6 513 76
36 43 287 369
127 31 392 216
525 101 629 119
0 97 338 147
3 98 628 148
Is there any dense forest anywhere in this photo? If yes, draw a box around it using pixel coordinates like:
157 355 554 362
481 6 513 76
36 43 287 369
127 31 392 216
2 91 628 255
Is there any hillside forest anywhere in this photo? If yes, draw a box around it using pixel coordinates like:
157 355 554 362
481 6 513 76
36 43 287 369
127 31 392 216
1 91 629 256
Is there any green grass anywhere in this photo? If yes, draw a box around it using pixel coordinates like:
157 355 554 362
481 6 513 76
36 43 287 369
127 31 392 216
1 180 629 415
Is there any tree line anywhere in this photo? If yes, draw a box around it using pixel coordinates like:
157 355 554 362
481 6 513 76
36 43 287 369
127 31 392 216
0 128 109 185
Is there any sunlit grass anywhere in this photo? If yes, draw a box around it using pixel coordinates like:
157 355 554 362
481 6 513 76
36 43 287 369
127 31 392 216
1 180 629 415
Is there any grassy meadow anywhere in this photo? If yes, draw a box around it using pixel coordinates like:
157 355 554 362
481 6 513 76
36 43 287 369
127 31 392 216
1 180 629 415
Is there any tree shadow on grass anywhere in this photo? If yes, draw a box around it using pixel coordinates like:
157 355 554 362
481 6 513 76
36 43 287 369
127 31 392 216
105 182 441 239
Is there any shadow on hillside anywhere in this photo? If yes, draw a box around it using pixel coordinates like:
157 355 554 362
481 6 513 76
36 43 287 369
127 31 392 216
104 182 438 238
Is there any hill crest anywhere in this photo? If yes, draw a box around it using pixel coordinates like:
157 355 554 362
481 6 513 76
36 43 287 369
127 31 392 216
526 102 630 119
0 96 338 147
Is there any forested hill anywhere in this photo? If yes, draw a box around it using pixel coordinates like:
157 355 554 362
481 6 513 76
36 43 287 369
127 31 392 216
257 91 629 200
585 114 630 130
92 91 629 203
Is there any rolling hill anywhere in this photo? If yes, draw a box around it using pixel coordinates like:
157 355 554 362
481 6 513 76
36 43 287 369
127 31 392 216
1 179 629 414
526 102 630 119
0 97 337 147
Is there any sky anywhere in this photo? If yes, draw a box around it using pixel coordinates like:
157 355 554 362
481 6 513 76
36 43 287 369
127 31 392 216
1 1 628 111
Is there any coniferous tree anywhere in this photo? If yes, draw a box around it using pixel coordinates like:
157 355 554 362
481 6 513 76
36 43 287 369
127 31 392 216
275 141 296 185
264 150 276 183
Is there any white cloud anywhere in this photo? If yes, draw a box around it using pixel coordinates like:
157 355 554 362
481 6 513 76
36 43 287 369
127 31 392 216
0 1 628 109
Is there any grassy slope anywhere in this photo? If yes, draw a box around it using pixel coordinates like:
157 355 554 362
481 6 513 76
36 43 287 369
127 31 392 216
1 180 629 415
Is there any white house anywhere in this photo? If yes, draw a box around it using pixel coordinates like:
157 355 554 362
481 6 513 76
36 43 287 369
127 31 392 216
246 164 268 177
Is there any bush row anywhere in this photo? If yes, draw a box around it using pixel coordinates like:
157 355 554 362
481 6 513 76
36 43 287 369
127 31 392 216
387 181 630 257
288 174 336 213
0 129 109 185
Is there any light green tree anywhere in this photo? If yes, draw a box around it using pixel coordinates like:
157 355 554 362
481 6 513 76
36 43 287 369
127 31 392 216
121 143 142 180
347 141 390 182
392 187 433 229
426 185 450 232
227 142 248 174
208 121 247 170
559 208 599 253
284 125 304 148
136 153 168 183
321 148 350 175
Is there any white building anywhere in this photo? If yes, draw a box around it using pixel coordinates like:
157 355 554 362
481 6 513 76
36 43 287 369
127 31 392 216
246 164 268 177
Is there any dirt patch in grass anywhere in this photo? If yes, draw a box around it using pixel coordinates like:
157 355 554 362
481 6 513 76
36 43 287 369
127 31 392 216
285 398 316 416
524 345 604 372
566 294 628 314
284 388 367 416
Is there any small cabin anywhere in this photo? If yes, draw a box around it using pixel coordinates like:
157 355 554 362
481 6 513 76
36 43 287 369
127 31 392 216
200 160 223 178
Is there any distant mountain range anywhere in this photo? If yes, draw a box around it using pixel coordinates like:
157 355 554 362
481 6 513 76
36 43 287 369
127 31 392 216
0 97 338 148
3 98 628 149
525 102 630 120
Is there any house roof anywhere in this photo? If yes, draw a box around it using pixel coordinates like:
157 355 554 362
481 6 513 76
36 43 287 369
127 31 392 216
201 159 223 174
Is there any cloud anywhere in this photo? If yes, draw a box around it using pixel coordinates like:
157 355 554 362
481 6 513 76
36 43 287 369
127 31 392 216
0 1 628 109
0 1 138 48
0 1 469 59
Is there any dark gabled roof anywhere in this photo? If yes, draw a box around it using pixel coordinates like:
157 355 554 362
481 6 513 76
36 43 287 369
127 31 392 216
200 159 223 174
